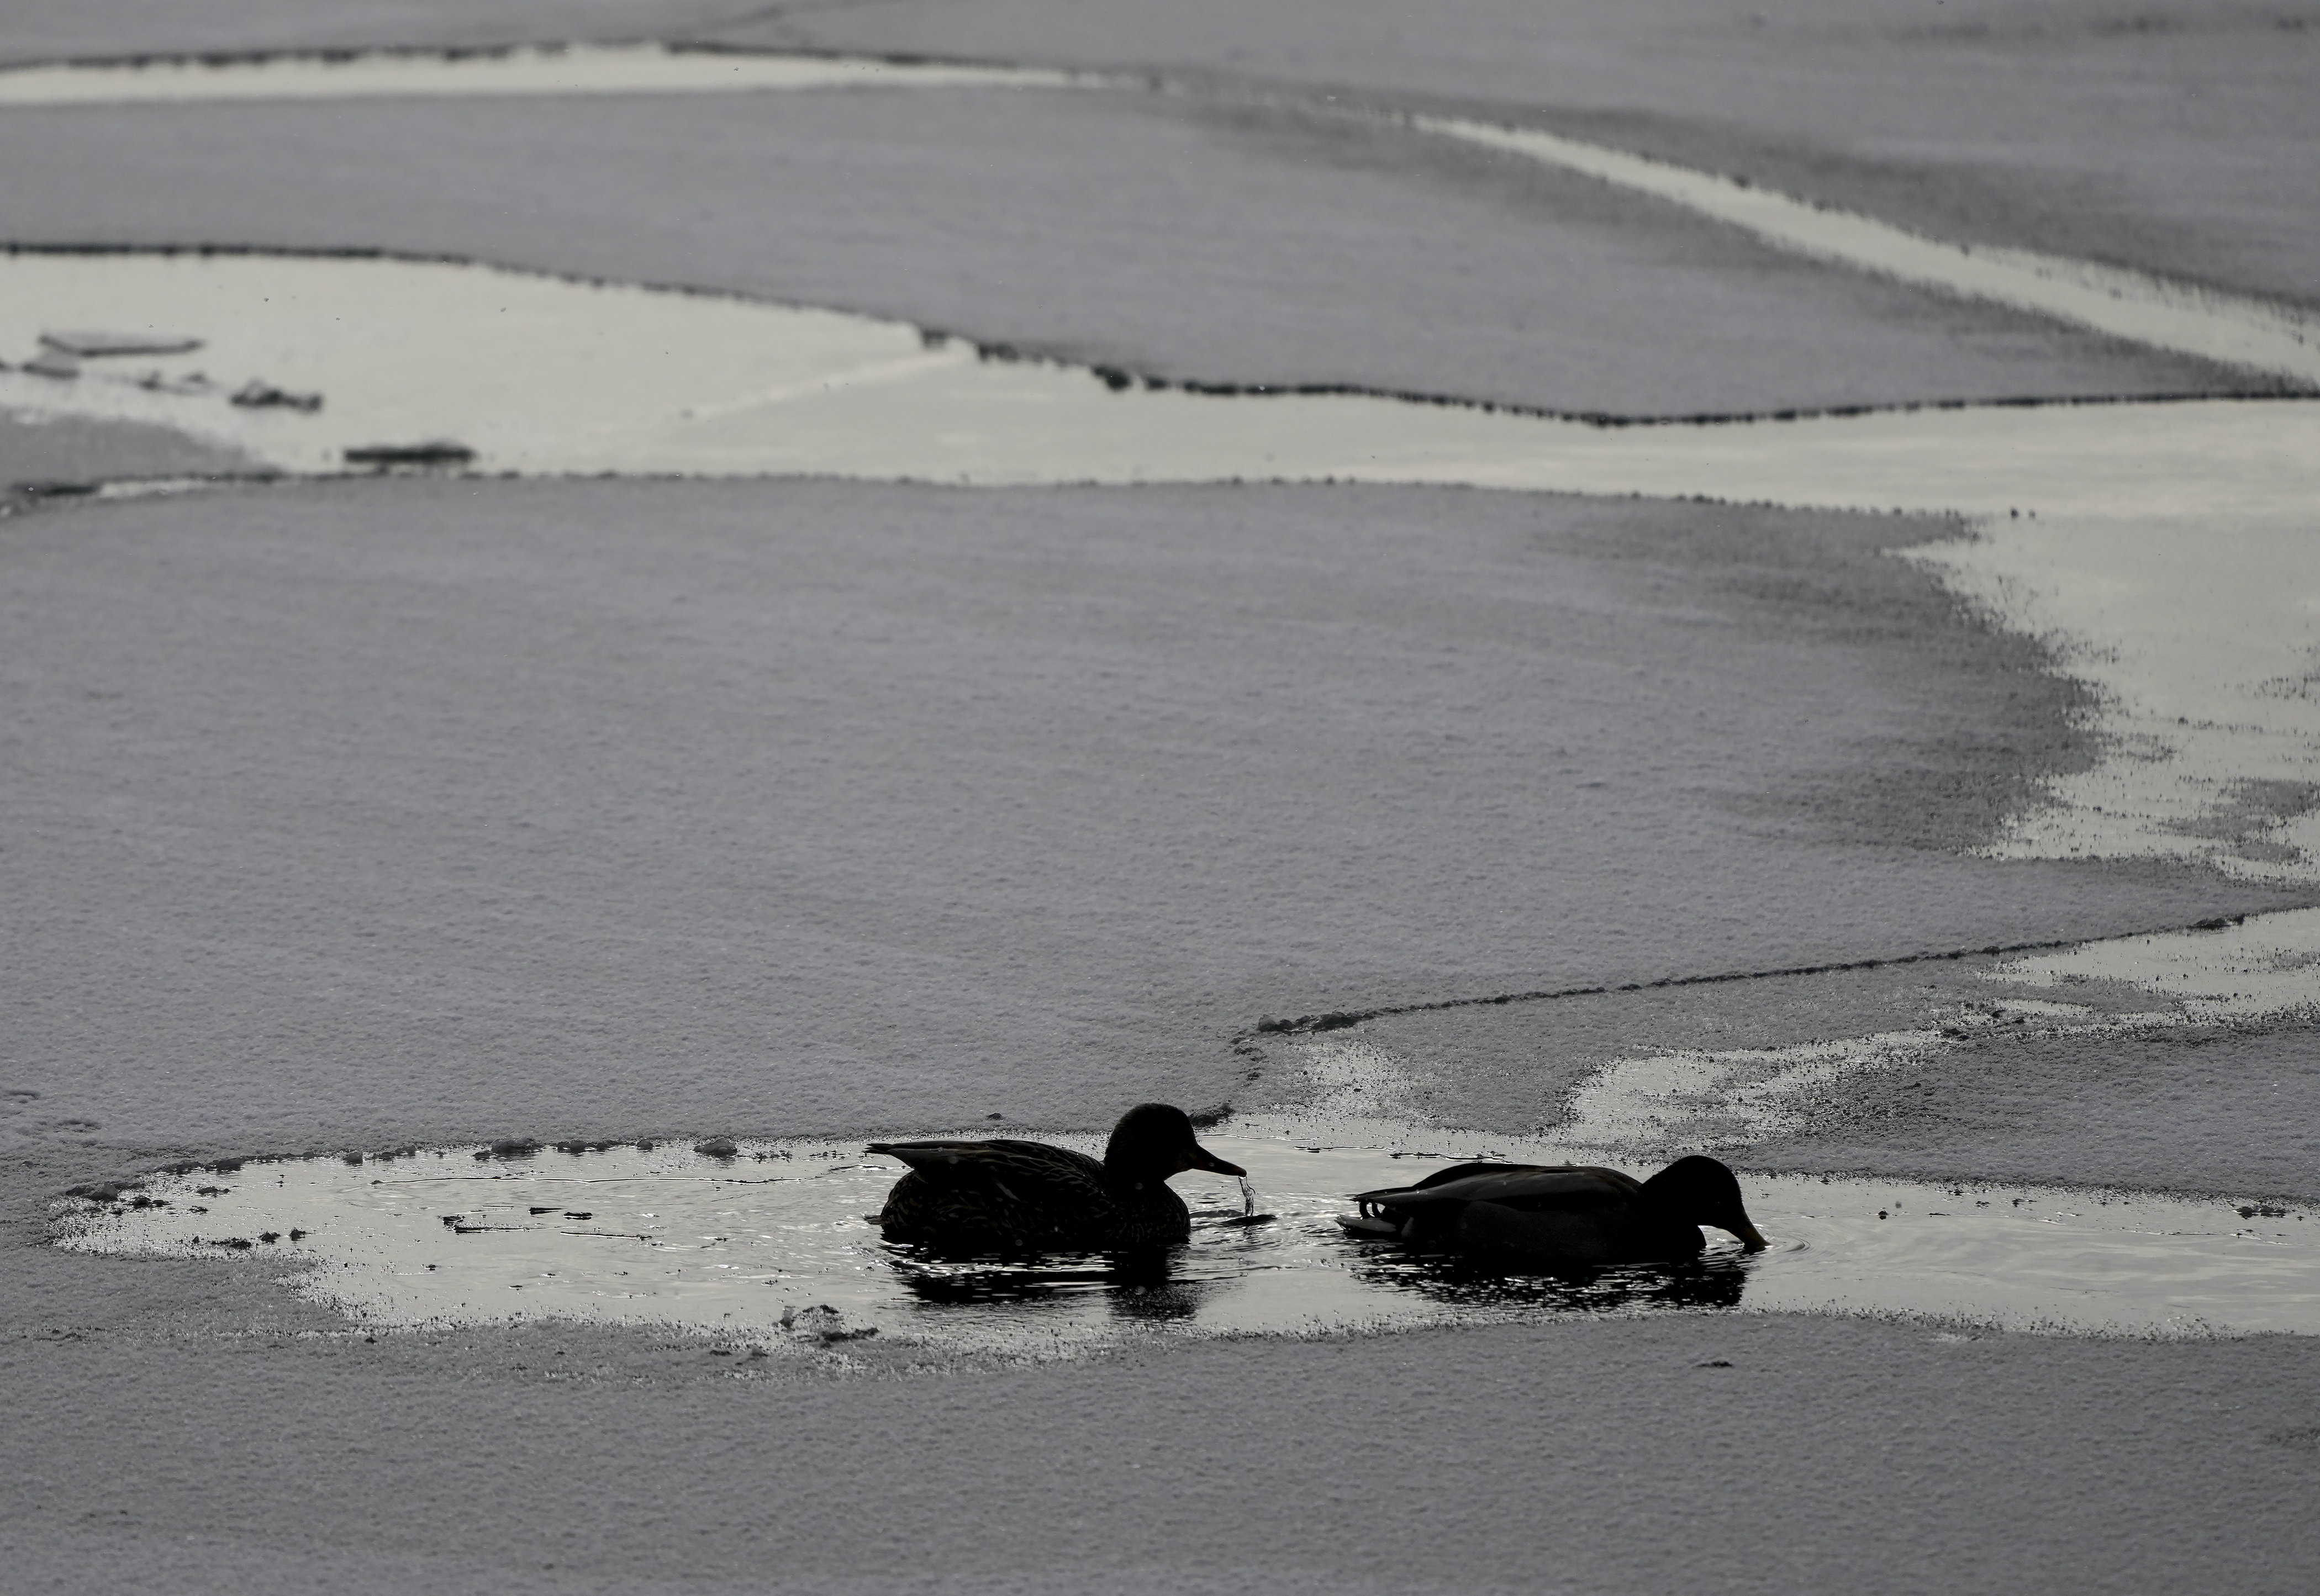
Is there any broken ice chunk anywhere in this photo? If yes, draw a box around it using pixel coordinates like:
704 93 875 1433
40 330 203 358
344 440 476 469
230 379 323 413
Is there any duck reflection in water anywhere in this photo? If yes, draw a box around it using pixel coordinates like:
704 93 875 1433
1348 1249 1749 1313
882 1243 1221 1322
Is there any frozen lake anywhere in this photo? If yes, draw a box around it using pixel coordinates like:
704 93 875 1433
9 15 2320 1595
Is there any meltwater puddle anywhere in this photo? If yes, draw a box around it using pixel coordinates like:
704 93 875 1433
52 1127 2320 1354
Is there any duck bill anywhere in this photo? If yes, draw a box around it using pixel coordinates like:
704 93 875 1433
1185 1143 1247 1178
1729 1220 1769 1253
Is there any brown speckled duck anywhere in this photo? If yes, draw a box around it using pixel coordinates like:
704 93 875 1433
1341 1155 1769 1265
869 1103 1245 1252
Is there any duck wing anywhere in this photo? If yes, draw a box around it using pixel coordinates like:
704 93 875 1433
866 1137 1090 1174
1400 1160 1547 1191
1343 1164 1644 1244
1351 1164 1642 1213
867 1138 1114 1248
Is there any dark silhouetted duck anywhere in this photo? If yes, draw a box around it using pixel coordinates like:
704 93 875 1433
868 1103 1246 1252
1341 1155 1768 1265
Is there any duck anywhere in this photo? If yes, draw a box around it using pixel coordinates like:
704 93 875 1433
1340 1155 1768 1266
868 1103 1247 1253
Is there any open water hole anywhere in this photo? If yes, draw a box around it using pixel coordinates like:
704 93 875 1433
54 1126 2320 1355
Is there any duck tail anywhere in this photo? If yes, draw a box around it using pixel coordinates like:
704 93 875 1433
864 1140 972 1171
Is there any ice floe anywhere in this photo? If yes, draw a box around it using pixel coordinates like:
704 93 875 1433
3 249 2314 887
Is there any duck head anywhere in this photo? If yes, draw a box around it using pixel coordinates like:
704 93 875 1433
1103 1103 1246 1190
1641 1155 1769 1251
